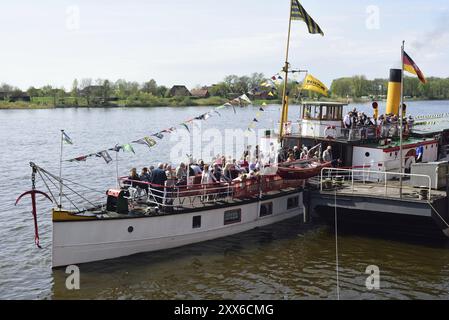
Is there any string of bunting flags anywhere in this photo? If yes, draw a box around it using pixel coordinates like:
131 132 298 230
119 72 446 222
246 103 267 133
65 93 254 164
65 69 326 164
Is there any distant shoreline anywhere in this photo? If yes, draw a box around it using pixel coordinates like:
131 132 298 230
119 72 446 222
0 98 278 110
0 97 447 110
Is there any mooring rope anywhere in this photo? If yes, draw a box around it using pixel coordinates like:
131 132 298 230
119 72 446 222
334 189 340 300
38 165 104 194
39 169 81 212
427 200 449 229
36 169 58 204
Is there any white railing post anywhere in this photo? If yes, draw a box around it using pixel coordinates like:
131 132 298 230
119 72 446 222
351 170 354 192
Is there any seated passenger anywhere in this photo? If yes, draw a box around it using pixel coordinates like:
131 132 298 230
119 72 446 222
201 164 217 184
222 163 233 182
190 162 202 175
212 163 222 182
249 158 258 172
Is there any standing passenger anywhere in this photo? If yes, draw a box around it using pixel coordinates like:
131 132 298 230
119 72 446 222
323 146 333 162
150 163 168 204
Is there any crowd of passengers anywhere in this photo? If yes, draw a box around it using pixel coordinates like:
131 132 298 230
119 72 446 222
123 144 340 205
125 143 338 192
343 108 415 138
277 145 334 163
125 146 274 191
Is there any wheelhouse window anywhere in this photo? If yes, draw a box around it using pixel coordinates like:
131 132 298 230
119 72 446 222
192 215 201 229
302 104 344 121
302 105 321 120
260 202 273 217
224 209 242 225
287 196 299 209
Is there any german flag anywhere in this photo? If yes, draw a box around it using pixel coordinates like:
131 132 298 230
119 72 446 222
291 0 324 36
403 51 426 84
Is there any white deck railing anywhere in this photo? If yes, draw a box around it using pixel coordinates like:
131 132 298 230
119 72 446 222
121 176 305 210
320 167 432 199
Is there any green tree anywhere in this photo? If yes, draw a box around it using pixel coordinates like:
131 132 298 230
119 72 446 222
71 79 79 105
26 86 41 97
142 79 158 95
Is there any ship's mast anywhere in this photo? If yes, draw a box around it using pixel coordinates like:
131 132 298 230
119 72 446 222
399 40 405 197
278 1 293 142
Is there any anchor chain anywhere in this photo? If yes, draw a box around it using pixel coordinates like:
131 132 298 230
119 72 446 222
31 165 36 190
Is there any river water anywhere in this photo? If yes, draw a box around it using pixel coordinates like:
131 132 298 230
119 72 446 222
1 100 449 300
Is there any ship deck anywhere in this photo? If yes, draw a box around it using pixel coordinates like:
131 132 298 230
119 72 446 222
318 180 446 203
57 186 303 222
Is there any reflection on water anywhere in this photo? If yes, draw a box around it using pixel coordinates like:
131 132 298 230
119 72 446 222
50 219 449 300
1 101 449 299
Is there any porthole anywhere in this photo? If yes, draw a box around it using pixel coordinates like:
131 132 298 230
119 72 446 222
128 226 134 233
365 152 370 157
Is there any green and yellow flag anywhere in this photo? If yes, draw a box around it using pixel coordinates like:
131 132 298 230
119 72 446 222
291 0 324 36
301 74 328 96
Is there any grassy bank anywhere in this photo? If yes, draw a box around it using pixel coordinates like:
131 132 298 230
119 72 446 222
2 96 444 110
0 96 282 109
0 96 232 109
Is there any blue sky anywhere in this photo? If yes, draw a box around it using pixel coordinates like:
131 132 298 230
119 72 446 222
1 0 448 90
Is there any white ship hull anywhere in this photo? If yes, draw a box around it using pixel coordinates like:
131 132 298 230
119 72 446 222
52 192 303 267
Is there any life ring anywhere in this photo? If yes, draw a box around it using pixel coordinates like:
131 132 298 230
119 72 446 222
325 126 337 139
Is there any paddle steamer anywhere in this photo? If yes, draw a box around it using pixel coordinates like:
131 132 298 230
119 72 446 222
16 1 449 269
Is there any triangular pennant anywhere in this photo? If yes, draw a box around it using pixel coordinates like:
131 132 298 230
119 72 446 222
109 144 122 152
98 150 112 164
161 128 175 134
133 137 157 149
62 131 73 145
181 123 190 133
239 94 252 104
70 155 87 162
152 132 164 139
122 144 135 154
